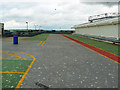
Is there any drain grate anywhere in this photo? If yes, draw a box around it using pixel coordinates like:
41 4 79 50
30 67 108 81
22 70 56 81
35 82 49 89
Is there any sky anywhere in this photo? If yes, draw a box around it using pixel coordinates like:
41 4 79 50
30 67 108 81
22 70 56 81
0 0 119 30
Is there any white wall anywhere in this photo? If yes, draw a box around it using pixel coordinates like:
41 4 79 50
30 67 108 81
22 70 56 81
0 23 4 35
0 23 2 35
75 24 119 40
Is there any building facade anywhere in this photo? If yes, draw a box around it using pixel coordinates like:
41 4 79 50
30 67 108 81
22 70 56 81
0 23 4 35
72 17 120 40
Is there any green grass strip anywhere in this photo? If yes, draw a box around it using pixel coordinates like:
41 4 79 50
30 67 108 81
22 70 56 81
2 73 23 88
1 60 32 72
0 73 2 89
22 33 49 41
64 34 119 56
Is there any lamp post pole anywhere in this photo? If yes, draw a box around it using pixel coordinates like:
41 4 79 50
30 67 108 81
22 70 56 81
39 26 41 30
34 24 38 30
34 24 36 30
35 25 36 30
26 22 28 30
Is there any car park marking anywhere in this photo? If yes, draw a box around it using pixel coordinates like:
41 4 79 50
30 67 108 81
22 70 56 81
37 41 42 46
46 35 50 41
1 50 28 60
1 58 32 60
1 50 35 89
0 72 25 74
61 34 120 64
41 41 46 46
41 35 50 47
1 50 33 60
36 35 50 47
15 52 36 89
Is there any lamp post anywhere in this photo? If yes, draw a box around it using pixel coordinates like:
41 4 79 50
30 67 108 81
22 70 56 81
34 24 36 30
34 24 38 30
39 26 41 30
26 21 28 30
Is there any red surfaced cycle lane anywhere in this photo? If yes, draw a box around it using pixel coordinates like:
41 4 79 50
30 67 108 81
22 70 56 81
61 34 120 64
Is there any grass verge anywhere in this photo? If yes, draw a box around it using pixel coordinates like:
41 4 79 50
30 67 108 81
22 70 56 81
22 33 49 41
2 73 23 88
2 60 32 72
1 59 32 88
64 34 119 56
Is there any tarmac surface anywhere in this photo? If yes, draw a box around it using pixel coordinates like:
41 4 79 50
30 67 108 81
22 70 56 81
2 34 118 88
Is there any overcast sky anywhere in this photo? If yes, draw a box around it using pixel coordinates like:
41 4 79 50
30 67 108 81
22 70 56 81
0 0 119 30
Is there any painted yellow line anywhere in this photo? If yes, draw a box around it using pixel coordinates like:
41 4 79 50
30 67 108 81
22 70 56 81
0 58 22 60
20 57 28 60
0 72 25 74
41 41 46 46
9 51 33 60
15 52 36 90
40 35 50 47
36 41 42 46
0 50 33 60
46 35 50 41
0 58 32 60
2 51 22 59
0 50 28 60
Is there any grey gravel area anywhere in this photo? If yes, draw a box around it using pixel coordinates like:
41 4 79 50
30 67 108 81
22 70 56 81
2 34 118 88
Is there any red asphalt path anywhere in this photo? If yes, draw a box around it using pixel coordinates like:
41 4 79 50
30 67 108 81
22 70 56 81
61 34 120 64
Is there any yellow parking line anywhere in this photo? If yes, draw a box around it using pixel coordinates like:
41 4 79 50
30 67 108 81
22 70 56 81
40 35 50 47
0 58 21 60
37 41 42 46
41 41 46 46
15 52 36 89
0 58 32 60
0 72 25 74
2 51 22 59
46 35 50 41
9 51 32 60
1 50 28 60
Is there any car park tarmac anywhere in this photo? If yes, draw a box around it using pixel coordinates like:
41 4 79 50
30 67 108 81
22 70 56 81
2 34 118 88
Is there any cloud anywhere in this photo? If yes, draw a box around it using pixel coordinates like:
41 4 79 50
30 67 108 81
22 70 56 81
79 0 119 2
81 2 118 7
0 0 118 29
4 20 25 27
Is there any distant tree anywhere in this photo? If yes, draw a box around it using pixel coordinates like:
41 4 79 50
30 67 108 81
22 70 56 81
71 31 74 33
52 30 56 32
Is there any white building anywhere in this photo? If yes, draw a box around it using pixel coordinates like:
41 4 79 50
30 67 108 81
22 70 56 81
72 17 120 40
0 23 4 35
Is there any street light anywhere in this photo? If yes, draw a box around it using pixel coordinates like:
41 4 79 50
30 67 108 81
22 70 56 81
26 21 28 30
34 24 36 30
34 24 38 30
39 26 41 30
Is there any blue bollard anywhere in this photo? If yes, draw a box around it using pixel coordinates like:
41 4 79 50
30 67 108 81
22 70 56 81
13 36 18 44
